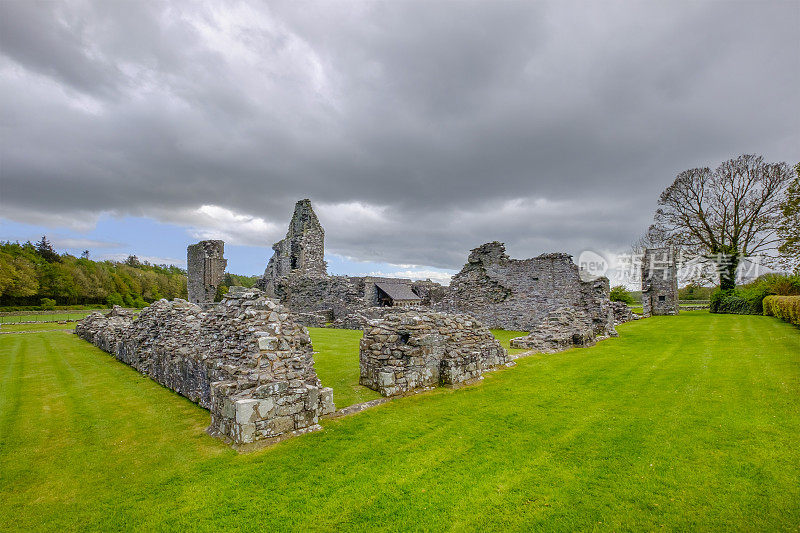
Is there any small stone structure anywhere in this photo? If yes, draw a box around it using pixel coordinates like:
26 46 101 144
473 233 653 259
261 199 327 291
610 301 635 325
359 311 509 396
75 288 334 445
510 307 612 353
442 242 616 335
641 247 679 316
187 240 227 304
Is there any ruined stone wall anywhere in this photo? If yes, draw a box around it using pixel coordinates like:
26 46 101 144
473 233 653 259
359 311 509 396
610 301 635 325
260 200 327 290
443 242 615 334
642 247 679 316
509 307 616 353
75 288 334 445
187 240 227 303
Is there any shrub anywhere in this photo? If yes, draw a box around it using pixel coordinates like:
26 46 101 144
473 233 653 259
710 273 800 315
763 295 800 326
133 296 148 309
40 298 56 310
610 285 635 304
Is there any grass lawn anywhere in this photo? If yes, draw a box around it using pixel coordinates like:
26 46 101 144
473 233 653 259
1 312 799 530
308 327 381 408
490 329 530 356
0 322 77 333
0 311 101 324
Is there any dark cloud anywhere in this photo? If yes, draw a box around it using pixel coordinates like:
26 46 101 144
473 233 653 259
1 0 798 269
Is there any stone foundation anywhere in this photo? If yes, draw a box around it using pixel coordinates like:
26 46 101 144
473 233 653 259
75 287 334 445
510 307 617 353
359 311 509 396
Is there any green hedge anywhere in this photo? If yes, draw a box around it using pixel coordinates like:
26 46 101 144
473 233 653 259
710 274 800 315
763 296 800 326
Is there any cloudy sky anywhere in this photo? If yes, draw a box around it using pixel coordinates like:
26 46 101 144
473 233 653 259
1 0 798 284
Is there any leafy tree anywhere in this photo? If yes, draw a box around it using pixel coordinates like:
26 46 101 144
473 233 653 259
609 285 635 304
649 154 793 290
106 292 124 307
777 163 800 274
40 298 56 310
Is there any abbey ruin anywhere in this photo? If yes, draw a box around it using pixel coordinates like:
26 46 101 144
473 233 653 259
187 240 227 304
76 198 627 446
642 247 679 316
77 288 334 445
255 200 618 340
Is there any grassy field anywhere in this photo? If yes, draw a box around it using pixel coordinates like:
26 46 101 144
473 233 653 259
1 312 798 530
309 328 529 408
0 310 102 324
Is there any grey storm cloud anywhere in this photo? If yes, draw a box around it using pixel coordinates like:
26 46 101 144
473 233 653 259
0 0 798 269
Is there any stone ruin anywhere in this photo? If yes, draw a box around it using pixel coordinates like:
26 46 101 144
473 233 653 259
641 247 679 316
75 287 334 445
441 242 617 336
260 199 327 291
610 301 635 325
187 240 227 304
254 202 618 348
359 311 509 396
510 307 613 353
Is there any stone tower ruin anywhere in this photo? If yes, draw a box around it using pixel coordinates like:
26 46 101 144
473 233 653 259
261 199 327 289
641 247 679 316
187 240 227 303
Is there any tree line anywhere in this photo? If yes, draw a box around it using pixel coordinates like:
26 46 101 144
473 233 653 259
0 238 188 308
0 237 258 308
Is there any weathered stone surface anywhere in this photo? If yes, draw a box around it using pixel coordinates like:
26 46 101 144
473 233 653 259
187 240 227 304
509 307 615 353
438 242 616 336
261 199 327 289
610 301 635 325
75 288 334 445
642 247 679 316
359 311 509 396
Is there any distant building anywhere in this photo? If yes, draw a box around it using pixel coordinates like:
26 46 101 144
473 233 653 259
641 247 679 316
187 240 227 303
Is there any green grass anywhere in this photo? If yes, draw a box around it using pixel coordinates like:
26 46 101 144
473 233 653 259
1 312 799 531
0 322 77 333
308 327 381 408
0 311 100 324
490 329 530 355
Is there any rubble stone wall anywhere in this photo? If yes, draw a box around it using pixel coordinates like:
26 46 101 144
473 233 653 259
359 311 509 396
642 247 679 316
75 288 334 445
260 200 327 290
442 242 616 334
187 240 227 303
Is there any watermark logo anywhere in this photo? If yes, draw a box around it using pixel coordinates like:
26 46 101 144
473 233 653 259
578 250 608 281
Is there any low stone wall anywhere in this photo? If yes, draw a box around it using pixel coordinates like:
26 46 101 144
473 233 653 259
510 307 617 353
610 301 634 325
359 311 509 396
75 288 334 445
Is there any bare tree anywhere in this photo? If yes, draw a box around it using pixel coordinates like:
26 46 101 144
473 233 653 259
649 154 792 290
777 163 800 274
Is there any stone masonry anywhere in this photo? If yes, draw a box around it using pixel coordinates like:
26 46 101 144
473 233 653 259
441 242 616 335
509 307 610 353
75 287 334 445
260 199 327 292
187 240 227 304
642 247 679 316
359 311 509 396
